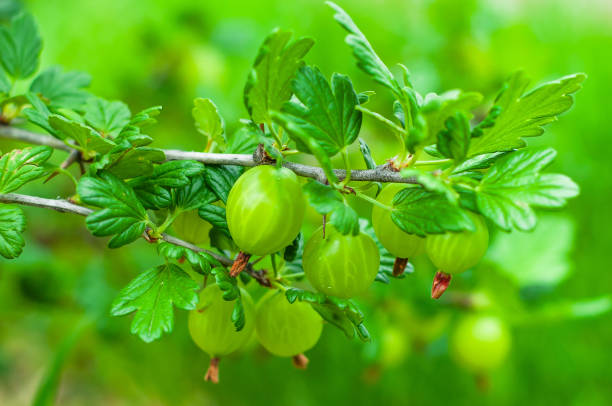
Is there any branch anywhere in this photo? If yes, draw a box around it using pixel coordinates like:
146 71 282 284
0 125 418 184
0 193 93 215
0 192 272 287
0 125 72 152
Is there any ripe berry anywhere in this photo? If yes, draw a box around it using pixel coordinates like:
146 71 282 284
426 212 489 298
372 184 426 261
255 290 323 362
172 209 212 245
450 314 511 373
302 226 380 298
226 165 305 276
188 283 255 382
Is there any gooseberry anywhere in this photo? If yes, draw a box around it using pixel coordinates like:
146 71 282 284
226 165 305 257
255 290 323 365
188 283 255 382
172 209 212 245
426 212 489 298
302 226 380 298
450 314 511 373
379 326 410 367
372 184 426 260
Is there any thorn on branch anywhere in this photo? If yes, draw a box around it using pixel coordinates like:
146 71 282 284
143 227 159 243
253 143 275 165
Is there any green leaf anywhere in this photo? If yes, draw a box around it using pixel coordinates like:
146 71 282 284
357 90 375 104
211 267 246 331
303 180 344 213
401 168 458 203
110 264 199 342
476 148 579 231
451 151 507 174
128 161 204 210
134 185 171 210
225 123 261 154
172 175 216 211
286 287 370 341
282 66 362 157
468 72 586 156
78 172 149 248
329 205 359 235
0 145 52 193
204 165 243 204
29 66 91 110
437 112 470 161
422 90 483 146
113 106 160 148
244 29 314 124
471 105 501 138
327 2 399 95
102 147 165 179
49 114 116 154
488 215 574 287
23 92 57 135
142 160 205 188
302 181 359 235
272 111 338 184
0 13 42 79
157 241 221 275
0 69 10 95
198 204 229 235
192 98 224 148
0 204 25 259
285 288 326 305
128 105 162 129
84 97 131 138
391 187 474 236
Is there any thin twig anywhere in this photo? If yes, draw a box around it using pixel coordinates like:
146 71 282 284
0 125 71 151
0 193 93 216
45 149 81 183
0 192 271 287
0 125 419 185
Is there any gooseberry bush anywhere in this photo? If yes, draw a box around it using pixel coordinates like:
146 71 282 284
0 3 586 382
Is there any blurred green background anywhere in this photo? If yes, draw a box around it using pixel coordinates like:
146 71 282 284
1 0 611 404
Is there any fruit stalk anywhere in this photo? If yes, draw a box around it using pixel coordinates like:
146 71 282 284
392 257 409 277
431 271 452 299
204 358 220 384
230 251 252 277
292 354 310 369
